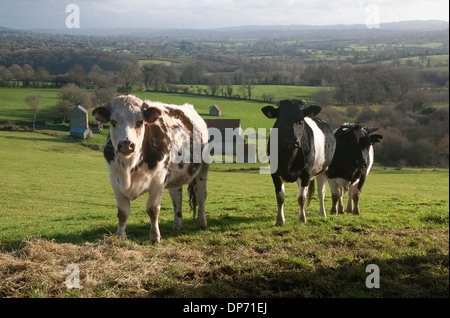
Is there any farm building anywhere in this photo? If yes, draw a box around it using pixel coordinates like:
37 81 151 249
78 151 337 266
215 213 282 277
209 105 222 116
69 105 92 139
204 119 256 163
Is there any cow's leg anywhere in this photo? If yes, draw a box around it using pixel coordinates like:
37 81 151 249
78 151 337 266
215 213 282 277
328 179 340 215
169 187 183 231
146 187 165 243
346 185 353 213
297 174 310 223
272 175 285 226
114 191 130 240
193 162 209 230
317 172 327 217
297 184 309 223
352 188 361 215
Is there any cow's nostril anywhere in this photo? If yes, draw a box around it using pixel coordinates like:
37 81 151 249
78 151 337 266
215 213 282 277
130 143 135 151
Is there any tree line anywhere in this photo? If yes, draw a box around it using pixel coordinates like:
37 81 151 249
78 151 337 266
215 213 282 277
1 28 448 167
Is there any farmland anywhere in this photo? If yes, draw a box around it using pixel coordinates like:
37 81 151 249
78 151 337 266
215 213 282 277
0 129 448 298
0 21 448 299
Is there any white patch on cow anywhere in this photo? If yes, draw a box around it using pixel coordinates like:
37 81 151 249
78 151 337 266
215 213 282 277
367 145 374 175
304 117 326 176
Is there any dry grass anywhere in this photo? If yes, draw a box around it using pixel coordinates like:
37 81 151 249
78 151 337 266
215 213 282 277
0 236 281 298
0 236 211 297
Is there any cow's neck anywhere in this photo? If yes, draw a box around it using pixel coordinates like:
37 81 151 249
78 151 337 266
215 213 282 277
116 151 142 190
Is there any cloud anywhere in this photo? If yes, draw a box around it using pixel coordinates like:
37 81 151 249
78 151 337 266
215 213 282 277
0 0 448 29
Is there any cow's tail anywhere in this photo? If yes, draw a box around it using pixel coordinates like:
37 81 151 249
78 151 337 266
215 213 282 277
188 180 197 221
307 179 315 207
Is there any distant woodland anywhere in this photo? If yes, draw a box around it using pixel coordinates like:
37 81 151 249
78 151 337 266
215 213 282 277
0 22 448 167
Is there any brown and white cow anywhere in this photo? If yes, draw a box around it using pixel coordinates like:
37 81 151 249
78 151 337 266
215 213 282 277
93 95 209 243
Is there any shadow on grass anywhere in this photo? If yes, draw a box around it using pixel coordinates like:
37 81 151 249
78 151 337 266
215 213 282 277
184 253 449 298
3 214 274 250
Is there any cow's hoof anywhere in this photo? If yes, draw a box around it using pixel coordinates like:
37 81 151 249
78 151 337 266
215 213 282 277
150 236 162 244
298 216 307 224
115 232 127 240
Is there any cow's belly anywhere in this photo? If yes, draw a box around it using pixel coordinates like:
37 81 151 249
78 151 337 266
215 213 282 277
165 162 202 188
332 177 360 191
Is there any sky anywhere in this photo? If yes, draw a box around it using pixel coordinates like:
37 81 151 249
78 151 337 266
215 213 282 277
0 0 448 30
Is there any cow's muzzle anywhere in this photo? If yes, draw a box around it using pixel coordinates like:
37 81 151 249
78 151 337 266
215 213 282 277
117 140 135 155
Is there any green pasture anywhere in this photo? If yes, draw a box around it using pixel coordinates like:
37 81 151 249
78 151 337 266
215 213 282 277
0 130 448 297
0 88 61 122
382 54 449 70
177 85 321 103
134 91 273 131
0 87 315 131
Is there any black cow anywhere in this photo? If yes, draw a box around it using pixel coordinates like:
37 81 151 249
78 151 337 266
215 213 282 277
327 123 383 215
262 99 336 225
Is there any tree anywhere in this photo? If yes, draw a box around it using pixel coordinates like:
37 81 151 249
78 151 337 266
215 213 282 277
55 99 74 123
181 64 204 84
25 94 41 130
314 88 335 107
206 76 221 96
92 87 114 106
67 64 87 87
59 83 91 109
118 60 144 92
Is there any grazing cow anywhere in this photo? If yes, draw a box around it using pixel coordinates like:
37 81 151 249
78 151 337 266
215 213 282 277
93 95 209 243
327 124 383 215
261 99 336 225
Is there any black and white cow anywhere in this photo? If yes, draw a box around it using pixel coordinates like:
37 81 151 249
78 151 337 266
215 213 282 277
93 95 209 243
261 99 336 225
327 123 383 215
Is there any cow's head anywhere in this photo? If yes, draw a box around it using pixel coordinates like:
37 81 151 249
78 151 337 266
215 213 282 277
93 95 161 157
336 124 383 168
261 99 321 151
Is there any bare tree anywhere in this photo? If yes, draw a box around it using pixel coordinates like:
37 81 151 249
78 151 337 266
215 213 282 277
59 83 91 109
25 94 41 130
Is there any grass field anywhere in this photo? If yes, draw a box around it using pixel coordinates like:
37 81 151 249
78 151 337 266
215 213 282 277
0 88 61 122
177 85 321 103
0 87 281 132
0 130 448 298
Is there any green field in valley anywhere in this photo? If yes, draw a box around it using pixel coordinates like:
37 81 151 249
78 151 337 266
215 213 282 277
0 129 448 297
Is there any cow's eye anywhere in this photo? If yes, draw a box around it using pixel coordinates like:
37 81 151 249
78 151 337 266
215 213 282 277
111 119 117 128
136 120 143 128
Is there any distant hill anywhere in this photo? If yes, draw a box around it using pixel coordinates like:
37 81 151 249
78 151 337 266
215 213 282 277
215 20 449 32
1 20 448 37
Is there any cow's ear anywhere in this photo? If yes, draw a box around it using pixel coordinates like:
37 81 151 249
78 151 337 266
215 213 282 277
370 134 383 145
92 100 112 123
142 105 161 124
261 106 278 119
92 107 110 123
303 105 321 118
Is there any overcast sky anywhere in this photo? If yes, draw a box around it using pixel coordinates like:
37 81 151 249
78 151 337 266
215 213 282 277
0 0 448 30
